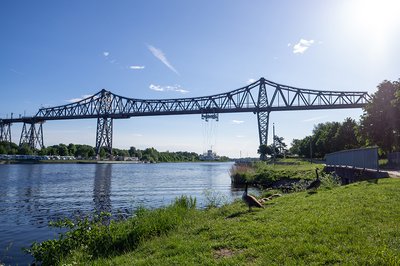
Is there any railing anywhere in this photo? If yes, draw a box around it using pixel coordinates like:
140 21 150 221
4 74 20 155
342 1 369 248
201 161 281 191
325 147 379 170
388 152 400 167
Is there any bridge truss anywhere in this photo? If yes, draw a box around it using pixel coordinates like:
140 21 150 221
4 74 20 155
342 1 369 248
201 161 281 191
0 78 370 156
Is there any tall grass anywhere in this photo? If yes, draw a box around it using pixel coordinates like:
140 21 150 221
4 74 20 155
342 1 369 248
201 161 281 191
230 159 324 186
26 196 196 266
229 163 255 184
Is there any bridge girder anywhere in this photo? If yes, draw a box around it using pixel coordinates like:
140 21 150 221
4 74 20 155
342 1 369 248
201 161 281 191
31 78 370 121
0 78 371 156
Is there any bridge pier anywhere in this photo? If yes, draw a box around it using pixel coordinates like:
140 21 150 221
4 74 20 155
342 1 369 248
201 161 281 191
95 117 113 157
19 122 44 150
257 78 270 146
257 111 270 146
0 122 12 143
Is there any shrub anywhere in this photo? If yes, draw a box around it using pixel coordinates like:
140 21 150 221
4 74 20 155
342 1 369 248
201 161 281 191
26 196 196 266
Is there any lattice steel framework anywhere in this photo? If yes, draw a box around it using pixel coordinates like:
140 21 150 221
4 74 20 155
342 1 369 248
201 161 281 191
19 122 44 150
95 90 113 157
1 78 371 156
0 122 12 143
257 78 270 145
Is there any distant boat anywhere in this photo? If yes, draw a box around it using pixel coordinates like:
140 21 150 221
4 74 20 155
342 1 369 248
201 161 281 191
199 149 220 161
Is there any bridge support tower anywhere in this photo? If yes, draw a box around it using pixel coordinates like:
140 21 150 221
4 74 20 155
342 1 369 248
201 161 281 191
19 122 44 150
95 117 113 157
0 122 12 143
95 89 113 157
257 78 270 147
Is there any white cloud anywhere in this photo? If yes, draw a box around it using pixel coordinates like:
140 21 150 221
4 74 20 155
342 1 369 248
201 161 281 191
236 135 245 138
147 44 179 75
66 98 83 103
149 84 164 91
293 39 315 54
302 116 326 122
132 133 143 137
129 65 145 70
66 94 93 103
149 84 189 93
232 120 244 124
247 78 256 84
103 51 109 57
287 43 291 47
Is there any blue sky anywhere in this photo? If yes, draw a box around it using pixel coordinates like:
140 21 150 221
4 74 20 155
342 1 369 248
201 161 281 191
1 0 399 157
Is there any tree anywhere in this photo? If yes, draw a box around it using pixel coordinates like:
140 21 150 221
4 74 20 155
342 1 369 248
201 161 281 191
18 144 33 155
258 144 272 161
334 118 359 150
273 135 288 157
128 146 137 157
68 143 77 156
58 144 69 156
360 80 400 154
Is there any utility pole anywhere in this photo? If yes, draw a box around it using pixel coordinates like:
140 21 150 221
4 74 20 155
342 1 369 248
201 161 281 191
273 123 276 164
310 137 313 164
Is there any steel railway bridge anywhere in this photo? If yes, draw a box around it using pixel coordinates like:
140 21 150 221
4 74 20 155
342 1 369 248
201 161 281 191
0 78 370 156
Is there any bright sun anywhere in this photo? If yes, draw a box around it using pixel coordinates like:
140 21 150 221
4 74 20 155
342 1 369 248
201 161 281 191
341 0 400 62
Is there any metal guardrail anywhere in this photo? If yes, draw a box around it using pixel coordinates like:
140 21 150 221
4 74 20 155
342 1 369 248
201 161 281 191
325 147 379 170
388 152 400 166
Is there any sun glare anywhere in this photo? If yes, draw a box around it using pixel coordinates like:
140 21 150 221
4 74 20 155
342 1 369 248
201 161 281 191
343 0 400 61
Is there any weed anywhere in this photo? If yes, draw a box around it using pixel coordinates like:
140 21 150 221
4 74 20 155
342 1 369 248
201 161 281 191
202 189 228 208
26 196 196 266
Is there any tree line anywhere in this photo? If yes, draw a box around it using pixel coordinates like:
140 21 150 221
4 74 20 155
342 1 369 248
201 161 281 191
257 79 400 159
0 141 228 163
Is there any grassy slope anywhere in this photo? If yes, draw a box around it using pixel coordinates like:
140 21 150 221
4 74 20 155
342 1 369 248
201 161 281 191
63 178 400 265
231 159 324 185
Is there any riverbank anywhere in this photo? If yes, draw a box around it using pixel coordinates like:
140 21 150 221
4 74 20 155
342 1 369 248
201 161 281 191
230 158 325 189
0 159 143 164
29 177 400 265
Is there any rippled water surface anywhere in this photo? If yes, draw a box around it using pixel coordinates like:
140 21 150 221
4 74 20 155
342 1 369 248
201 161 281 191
0 162 255 265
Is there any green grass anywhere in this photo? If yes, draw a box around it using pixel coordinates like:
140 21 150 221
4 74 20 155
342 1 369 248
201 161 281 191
56 178 400 265
231 158 324 185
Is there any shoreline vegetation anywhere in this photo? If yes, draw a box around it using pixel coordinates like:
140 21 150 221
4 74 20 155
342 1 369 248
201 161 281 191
26 158 400 265
0 141 230 164
230 158 326 191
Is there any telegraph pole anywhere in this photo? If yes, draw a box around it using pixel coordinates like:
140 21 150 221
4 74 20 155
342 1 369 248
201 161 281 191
273 123 276 164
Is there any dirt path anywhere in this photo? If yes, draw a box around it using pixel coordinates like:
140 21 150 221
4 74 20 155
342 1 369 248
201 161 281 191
386 170 400 178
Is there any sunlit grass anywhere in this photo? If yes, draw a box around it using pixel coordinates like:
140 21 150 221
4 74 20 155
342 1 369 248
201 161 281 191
231 158 324 185
57 178 400 265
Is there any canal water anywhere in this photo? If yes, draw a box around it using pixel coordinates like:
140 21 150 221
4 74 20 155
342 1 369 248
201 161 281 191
0 162 255 265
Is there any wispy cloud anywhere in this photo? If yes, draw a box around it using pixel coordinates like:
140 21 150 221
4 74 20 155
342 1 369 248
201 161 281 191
66 94 93 103
247 78 256 84
293 39 314 54
147 44 179 75
236 135 245 138
149 84 188 93
10 68 23 75
232 120 244 124
303 116 326 122
132 133 143 137
129 65 145 70
103 51 145 71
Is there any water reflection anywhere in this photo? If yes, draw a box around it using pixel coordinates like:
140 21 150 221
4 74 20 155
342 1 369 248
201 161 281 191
93 164 112 214
1 162 240 265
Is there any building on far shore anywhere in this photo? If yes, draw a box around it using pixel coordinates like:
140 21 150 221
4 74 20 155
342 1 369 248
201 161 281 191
199 149 220 161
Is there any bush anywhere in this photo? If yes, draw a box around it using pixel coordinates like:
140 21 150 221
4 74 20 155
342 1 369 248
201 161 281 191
26 196 196 266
